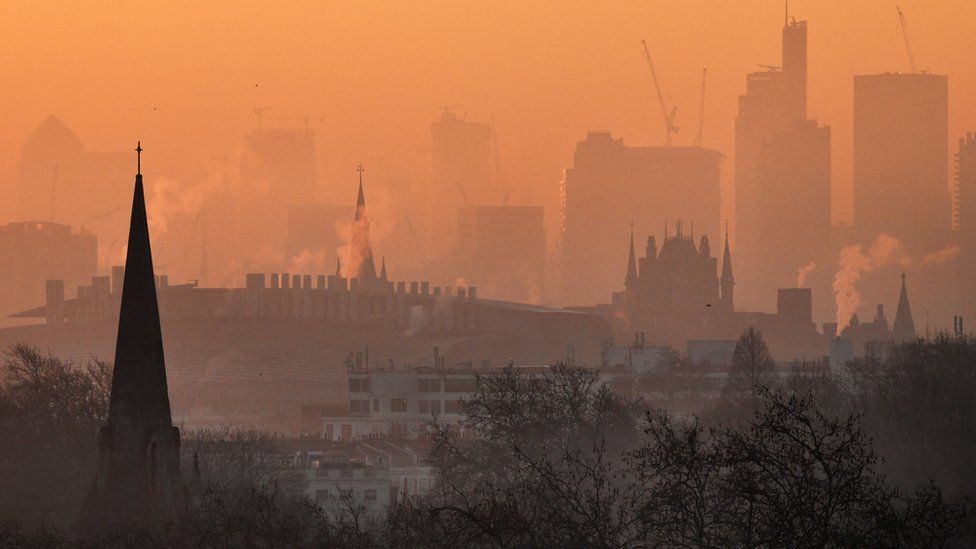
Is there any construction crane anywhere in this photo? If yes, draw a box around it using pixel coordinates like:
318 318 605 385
695 66 707 148
641 40 679 146
896 6 918 73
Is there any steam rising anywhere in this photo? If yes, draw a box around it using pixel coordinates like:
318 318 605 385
833 234 910 329
796 261 816 287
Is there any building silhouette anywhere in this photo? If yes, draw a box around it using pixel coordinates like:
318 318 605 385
428 110 493 257
955 132 976 240
734 13 814 310
853 73 949 253
755 119 831 305
0 221 96 325
238 126 317 269
561 131 723 305
456 205 546 303
78 144 186 530
17 116 130 254
893 273 916 342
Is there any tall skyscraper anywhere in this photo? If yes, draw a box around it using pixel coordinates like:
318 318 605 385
561 131 723 305
456 205 546 303
954 132 976 239
427 110 494 257
734 15 809 309
756 120 831 301
238 126 317 269
853 73 949 253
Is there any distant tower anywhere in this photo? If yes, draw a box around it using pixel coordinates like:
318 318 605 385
956 132 976 237
893 273 916 342
720 225 735 311
78 143 186 531
349 164 377 282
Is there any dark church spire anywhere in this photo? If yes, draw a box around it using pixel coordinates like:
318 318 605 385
893 272 916 342
625 221 638 285
78 143 186 531
351 163 377 281
720 221 734 311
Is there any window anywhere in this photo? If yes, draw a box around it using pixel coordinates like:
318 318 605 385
418 400 430 413
364 489 377 502
418 378 441 392
444 400 464 414
341 424 352 441
443 378 477 393
340 468 353 478
372 398 379 412
349 377 370 392
349 399 369 414
430 400 441 414
390 398 408 412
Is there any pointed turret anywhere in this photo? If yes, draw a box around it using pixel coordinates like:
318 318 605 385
380 256 388 282
893 273 916 342
78 143 186 531
720 223 734 311
351 164 377 282
625 223 638 285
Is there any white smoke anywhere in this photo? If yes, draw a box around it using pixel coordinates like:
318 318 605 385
796 261 816 287
833 234 911 329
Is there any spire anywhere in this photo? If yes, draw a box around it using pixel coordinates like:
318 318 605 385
380 256 388 281
78 143 186 531
336 257 343 279
893 272 917 341
108 142 170 427
720 221 734 311
351 164 377 281
625 223 638 284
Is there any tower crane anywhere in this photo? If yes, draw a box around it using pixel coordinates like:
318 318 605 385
695 66 707 148
641 40 679 146
896 6 918 73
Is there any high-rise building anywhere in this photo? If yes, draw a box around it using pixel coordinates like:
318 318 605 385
734 15 809 309
238 127 316 269
561 132 723 305
456 205 546 303
955 132 976 239
428 110 493 256
853 73 949 253
0 221 97 324
755 120 831 303
17 116 130 251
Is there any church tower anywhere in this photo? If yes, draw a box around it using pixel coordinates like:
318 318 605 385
624 224 639 310
349 164 378 283
78 143 186 531
720 224 735 311
893 272 916 342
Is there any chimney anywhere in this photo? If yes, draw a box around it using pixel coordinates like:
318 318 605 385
316 275 325 289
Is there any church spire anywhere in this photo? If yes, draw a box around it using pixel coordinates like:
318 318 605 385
720 221 734 311
380 256 388 281
625 222 638 285
78 143 186 531
351 163 377 281
893 272 916 342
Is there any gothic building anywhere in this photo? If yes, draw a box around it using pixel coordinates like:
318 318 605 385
77 144 186 530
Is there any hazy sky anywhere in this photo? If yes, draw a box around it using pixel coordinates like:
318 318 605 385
1 0 974 229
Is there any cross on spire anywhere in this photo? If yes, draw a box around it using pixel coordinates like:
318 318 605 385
136 141 143 175
357 162 364 181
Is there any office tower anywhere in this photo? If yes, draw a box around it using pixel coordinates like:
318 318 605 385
238 126 316 269
756 120 831 299
428 110 493 257
853 73 949 253
457 205 546 303
561 131 723 305
734 15 809 309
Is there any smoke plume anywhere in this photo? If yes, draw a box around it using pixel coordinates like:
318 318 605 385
796 261 816 287
921 244 960 265
833 234 910 329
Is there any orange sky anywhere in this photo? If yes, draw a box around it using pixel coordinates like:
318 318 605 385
1 0 974 232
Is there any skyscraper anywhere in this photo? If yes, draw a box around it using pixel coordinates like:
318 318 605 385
561 131 723 305
954 132 976 240
756 120 831 299
853 73 949 253
734 14 809 309
79 144 186 531
238 126 317 269
428 110 493 258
